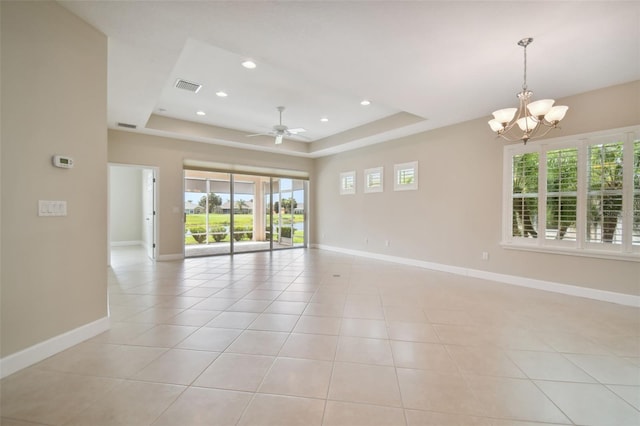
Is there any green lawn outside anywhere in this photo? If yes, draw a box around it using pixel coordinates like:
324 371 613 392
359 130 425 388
185 213 305 245
185 213 303 227
184 231 305 245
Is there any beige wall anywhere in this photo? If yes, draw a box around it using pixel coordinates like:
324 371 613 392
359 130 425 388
313 81 640 296
1 1 108 357
109 166 143 243
108 131 314 257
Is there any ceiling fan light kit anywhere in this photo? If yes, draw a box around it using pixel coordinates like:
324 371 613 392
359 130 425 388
488 37 569 144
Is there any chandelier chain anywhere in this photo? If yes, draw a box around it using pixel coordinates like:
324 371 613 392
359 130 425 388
522 43 528 92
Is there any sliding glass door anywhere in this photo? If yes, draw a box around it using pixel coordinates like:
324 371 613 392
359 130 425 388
232 174 268 254
184 171 231 256
184 170 307 257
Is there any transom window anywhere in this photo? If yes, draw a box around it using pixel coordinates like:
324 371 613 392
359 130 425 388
340 171 356 195
503 126 639 260
394 161 418 191
364 167 383 193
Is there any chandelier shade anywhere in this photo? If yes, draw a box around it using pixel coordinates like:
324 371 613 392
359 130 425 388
545 105 569 122
527 99 554 117
516 116 538 132
488 38 568 144
491 108 517 124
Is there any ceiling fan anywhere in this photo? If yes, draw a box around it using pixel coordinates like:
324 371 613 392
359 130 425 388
247 106 306 144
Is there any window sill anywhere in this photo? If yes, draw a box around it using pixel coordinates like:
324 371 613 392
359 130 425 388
500 242 640 263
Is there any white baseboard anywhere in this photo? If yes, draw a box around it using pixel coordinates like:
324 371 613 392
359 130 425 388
312 244 640 307
110 240 143 247
157 253 184 261
0 316 110 379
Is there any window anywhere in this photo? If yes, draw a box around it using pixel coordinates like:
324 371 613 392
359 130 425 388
546 148 578 241
340 171 356 195
512 153 539 239
503 126 639 260
586 141 624 245
364 167 383 193
394 161 418 191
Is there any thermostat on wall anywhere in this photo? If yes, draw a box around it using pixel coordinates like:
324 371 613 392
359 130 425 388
52 155 74 168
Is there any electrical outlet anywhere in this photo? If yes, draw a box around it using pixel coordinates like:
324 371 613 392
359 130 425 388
385 240 390 247
482 251 489 260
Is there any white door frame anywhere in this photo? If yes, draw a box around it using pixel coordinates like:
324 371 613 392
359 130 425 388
107 163 159 265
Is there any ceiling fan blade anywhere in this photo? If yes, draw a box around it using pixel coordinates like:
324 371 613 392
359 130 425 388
275 134 284 144
246 133 271 138
287 128 306 134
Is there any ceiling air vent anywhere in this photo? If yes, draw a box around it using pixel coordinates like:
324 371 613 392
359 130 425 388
117 122 137 129
175 79 202 93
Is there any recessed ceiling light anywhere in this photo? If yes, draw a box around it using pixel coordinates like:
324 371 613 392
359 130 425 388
196 111 206 116
360 100 371 106
216 91 228 97
320 117 329 122
242 60 256 69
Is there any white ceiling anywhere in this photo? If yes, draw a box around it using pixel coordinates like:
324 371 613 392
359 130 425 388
59 1 640 158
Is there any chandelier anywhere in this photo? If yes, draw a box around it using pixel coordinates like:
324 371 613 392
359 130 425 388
488 38 568 144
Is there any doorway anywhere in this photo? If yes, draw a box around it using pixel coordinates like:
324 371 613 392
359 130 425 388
108 164 157 264
184 170 307 257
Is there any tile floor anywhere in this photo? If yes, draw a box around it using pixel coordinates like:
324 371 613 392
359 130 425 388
1 246 639 425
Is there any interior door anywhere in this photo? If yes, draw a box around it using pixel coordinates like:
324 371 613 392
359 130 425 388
142 169 156 260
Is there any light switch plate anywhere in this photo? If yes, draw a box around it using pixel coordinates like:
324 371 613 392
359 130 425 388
38 200 67 216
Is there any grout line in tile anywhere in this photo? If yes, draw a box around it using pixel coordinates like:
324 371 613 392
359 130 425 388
383 302 410 426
